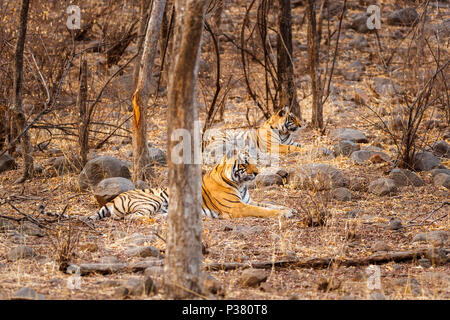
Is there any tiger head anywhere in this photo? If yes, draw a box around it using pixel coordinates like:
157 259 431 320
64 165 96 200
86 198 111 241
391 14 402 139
266 106 301 134
221 149 258 185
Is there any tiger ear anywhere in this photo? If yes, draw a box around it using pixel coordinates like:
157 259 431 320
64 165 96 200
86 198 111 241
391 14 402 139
278 105 289 117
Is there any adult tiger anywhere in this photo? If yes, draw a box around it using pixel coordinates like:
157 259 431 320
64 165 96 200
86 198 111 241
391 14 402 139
203 106 302 164
79 150 295 221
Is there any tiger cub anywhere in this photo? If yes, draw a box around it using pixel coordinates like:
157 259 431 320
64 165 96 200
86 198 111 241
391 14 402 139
88 188 168 221
204 106 302 164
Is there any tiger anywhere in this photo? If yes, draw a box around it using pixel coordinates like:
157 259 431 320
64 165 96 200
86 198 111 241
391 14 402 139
203 106 302 165
74 150 296 221
88 188 169 220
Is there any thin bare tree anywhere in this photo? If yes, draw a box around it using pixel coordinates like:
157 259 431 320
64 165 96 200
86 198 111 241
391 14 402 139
77 58 89 167
132 0 167 183
164 0 207 299
277 0 300 118
12 0 33 183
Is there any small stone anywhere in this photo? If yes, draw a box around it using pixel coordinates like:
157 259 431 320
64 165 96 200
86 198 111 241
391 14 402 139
99 256 121 264
350 13 372 33
19 221 43 237
330 128 368 143
395 277 421 295
110 230 127 241
431 168 450 177
7 245 37 261
12 287 46 300
121 276 157 297
413 151 442 171
433 173 450 189
148 147 167 165
334 140 360 157
368 178 397 196
125 246 163 259
101 280 122 289
125 232 155 246
93 177 135 206
239 269 268 287
351 150 390 165
289 164 348 191
372 241 392 252
255 172 283 187
0 154 16 173
389 168 424 187
386 218 402 230
331 187 352 201
0 218 16 233
432 140 450 158
387 8 419 26
203 273 223 295
418 258 431 268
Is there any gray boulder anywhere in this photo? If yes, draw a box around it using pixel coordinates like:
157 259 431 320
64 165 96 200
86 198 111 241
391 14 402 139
289 164 348 190
93 177 135 206
350 13 372 33
12 287 46 300
433 173 450 189
412 230 448 247
413 151 442 171
432 140 450 158
239 269 268 287
334 140 360 157
330 128 368 143
368 178 397 196
350 150 390 165
373 77 402 96
78 156 131 190
387 8 419 26
0 154 16 173
8 245 38 261
331 187 352 201
148 147 167 165
389 168 424 187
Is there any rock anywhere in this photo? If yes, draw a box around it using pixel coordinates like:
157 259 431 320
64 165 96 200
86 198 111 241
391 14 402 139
288 164 348 190
125 276 157 296
110 230 127 241
389 168 424 187
124 232 155 246
47 154 83 175
239 269 268 287
331 187 352 201
312 147 335 160
349 59 366 72
386 218 403 230
418 258 431 268
343 70 361 81
0 218 16 233
413 151 442 171
78 156 131 190
431 168 450 177
101 280 122 289
334 140 360 156
330 128 368 143
351 150 390 165
373 77 402 96
349 35 369 50
255 172 283 187
99 256 121 264
433 173 450 189
350 13 372 33
0 154 16 173
372 241 391 252
12 287 46 300
148 147 167 165
19 221 43 237
432 140 450 158
387 8 419 27
412 230 448 247
368 178 397 196
232 225 265 239
7 245 37 261
93 177 135 206
125 246 163 259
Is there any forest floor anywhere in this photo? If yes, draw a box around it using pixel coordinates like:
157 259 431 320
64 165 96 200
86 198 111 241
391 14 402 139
0 0 449 300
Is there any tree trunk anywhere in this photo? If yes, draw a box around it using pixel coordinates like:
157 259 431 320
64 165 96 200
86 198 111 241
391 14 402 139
277 0 301 119
77 58 89 167
164 0 207 299
306 0 323 129
132 0 152 92
132 0 167 183
12 0 33 183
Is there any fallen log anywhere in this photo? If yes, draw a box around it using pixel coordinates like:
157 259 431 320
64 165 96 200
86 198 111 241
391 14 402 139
204 247 449 271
